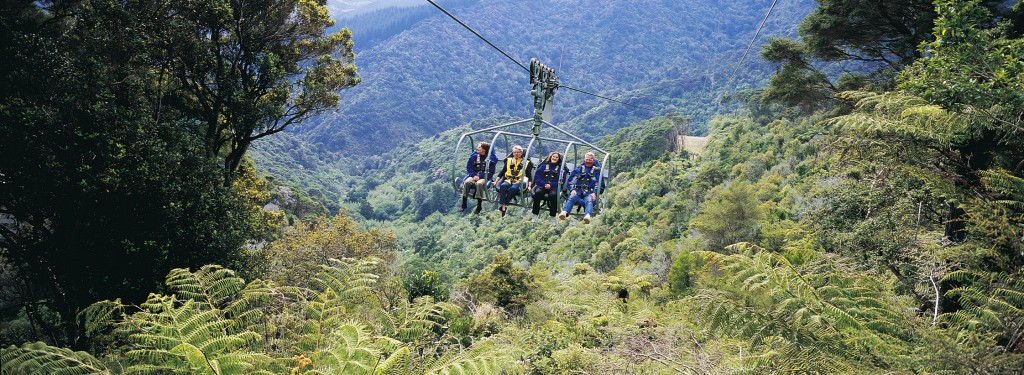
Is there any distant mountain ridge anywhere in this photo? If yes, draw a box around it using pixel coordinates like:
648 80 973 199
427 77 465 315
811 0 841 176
289 0 816 156
328 0 423 18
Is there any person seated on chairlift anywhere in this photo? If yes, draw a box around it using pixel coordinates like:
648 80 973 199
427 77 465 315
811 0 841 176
494 145 533 217
531 151 562 225
462 141 496 214
559 152 600 224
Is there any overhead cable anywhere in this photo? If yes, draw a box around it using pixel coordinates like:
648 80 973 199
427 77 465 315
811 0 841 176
727 0 780 85
561 85 658 113
427 0 655 113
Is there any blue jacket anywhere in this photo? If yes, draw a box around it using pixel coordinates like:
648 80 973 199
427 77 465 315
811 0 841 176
567 163 601 195
465 152 497 180
532 162 562 190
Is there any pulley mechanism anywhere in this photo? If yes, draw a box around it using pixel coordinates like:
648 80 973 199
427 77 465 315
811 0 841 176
529 59 559 137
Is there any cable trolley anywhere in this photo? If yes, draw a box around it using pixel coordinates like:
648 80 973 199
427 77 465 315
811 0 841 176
451 59 612 217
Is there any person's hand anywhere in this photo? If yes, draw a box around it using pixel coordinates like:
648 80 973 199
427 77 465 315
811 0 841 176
569 190 577 197
590 193 596 200
544 183 550 189
473 176 480 181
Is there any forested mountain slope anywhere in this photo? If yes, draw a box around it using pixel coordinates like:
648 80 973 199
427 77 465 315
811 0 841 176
251 0 817 210
291 0 816 156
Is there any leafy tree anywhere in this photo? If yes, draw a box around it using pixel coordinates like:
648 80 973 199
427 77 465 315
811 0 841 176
466 254 538 312
0 0 278 347
667 247 699 296
162 0 360 181
690 181 765 251
800 0 941 68
266 214 396 289
760 0 1012 106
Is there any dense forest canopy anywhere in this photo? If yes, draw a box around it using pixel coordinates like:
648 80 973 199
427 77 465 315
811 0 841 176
2 0 1024 374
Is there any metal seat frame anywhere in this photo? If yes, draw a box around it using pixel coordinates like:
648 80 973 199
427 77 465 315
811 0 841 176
452 118 611 216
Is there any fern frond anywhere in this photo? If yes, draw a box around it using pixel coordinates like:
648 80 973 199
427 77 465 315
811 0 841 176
373 346 410 375
314 257 380 303
418 339 521 375
165 265 245 309
307 322 381 375
78 299 124 339
1 342 110 375
689 249 914 370
978 169 1024 198
124 289 273 374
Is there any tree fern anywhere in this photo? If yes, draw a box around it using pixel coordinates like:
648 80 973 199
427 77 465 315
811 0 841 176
164 265 278 331
314 257 381 305
1 342 110 375
688 245 916 372
124 294 274 374
165 265 246 309
291 322 380 374
375 296 461 343
942 269 1024 351
829 91 972 146
374 346 411 375
78 299 125 350
964 169 1024 269
417 339 521 375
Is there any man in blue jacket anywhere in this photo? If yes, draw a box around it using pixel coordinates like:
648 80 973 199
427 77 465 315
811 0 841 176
559 152 600 224
462 142 496 213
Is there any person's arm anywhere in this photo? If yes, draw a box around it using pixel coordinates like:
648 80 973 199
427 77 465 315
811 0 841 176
532 165 544 190
466 154 475 177
524 161 534 187
566 168 580 195
485 153 497 181
587 167 600 198
588 167 600 191
495 158 508 182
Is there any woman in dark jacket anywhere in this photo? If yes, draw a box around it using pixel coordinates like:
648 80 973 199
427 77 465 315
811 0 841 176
531 151 562 225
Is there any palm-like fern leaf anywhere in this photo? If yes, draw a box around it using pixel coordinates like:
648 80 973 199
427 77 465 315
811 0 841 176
1 342 110 375
418 339 521 375
374 346 411 375
314 257 380 303
689 247 914 371
165 265 245 309
124 289 273 373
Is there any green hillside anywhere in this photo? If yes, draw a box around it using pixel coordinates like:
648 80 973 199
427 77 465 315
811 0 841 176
250 0 819 212
291 0 816 155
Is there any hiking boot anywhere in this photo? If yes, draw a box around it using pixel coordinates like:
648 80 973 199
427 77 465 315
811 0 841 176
531 215 537 223
460 196 467 212
583 215 591 224
558 211 567 220
474 200 482 214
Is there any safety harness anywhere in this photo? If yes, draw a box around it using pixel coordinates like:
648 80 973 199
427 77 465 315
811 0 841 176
472 154 488 175
505 158 527 182
540 163 560 186
573 165 600 194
